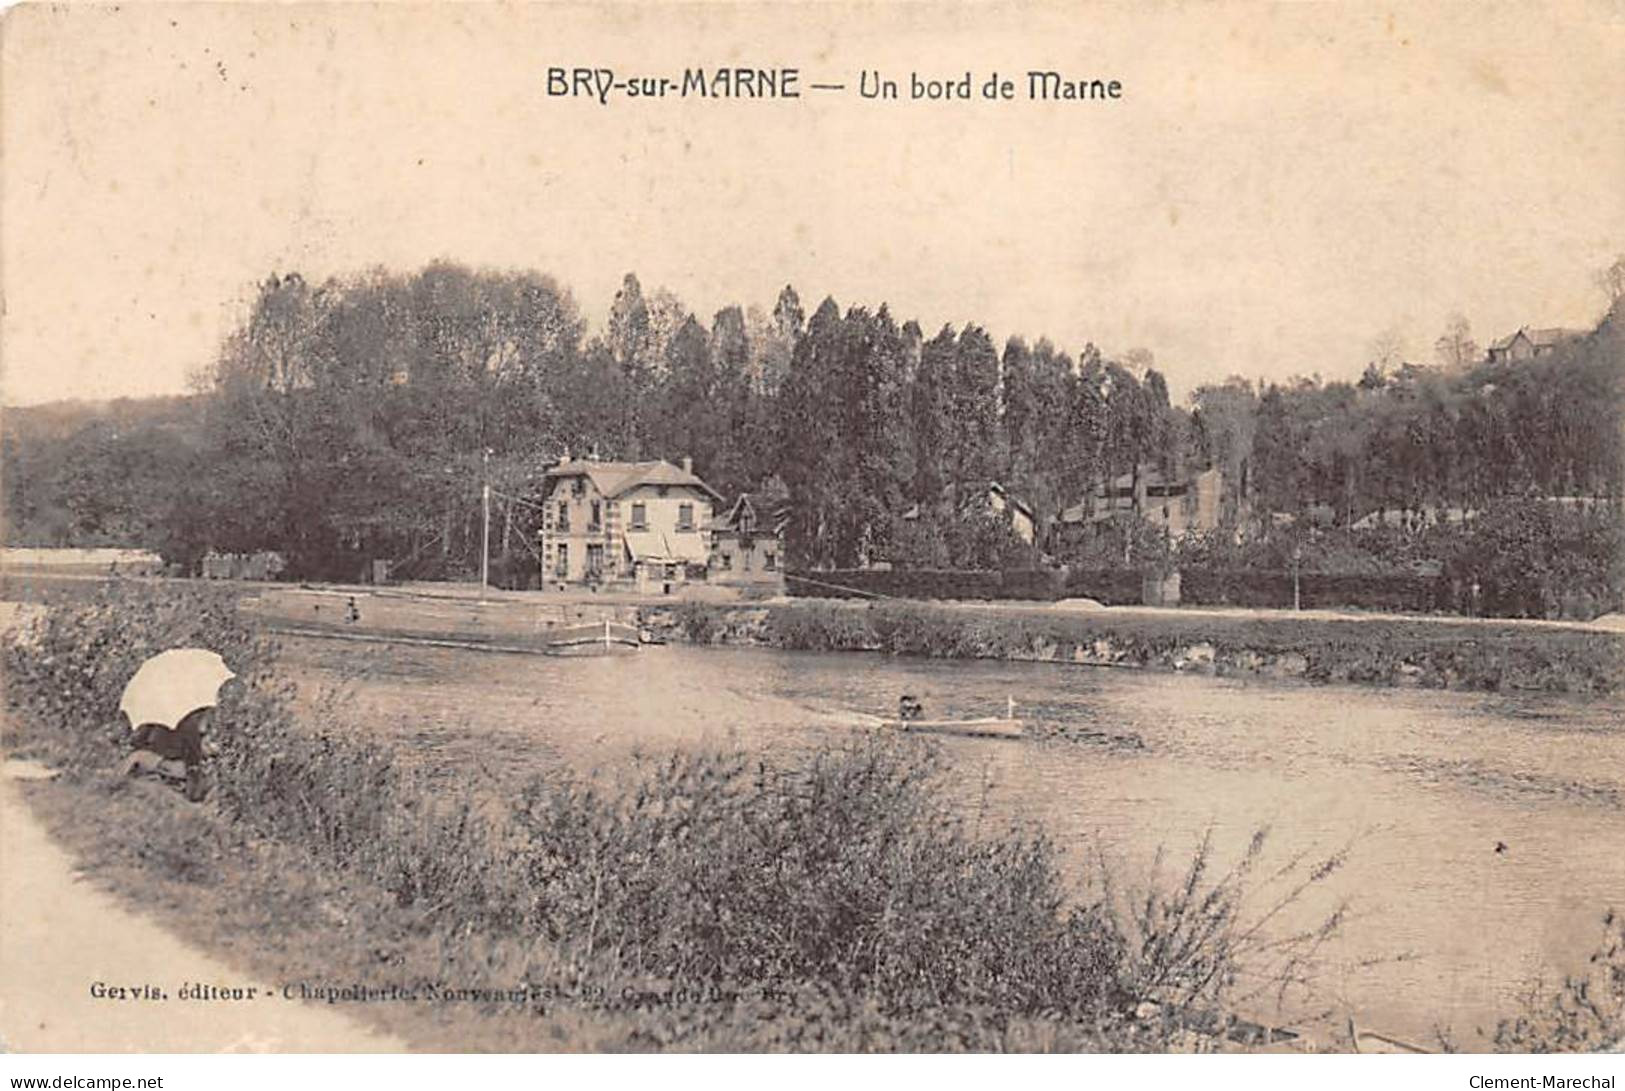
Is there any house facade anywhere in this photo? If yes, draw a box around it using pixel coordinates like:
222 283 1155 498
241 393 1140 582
1486 327 1585 364
538 456 721 594
709 492 790 589
1053 466 1224 544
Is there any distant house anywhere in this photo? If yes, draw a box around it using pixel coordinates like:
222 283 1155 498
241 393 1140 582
1486 327 1585 364
1352 505 1474 532
709 491 790 589
902 481 1037 545
538 455 721 594
200 550 286 581
1054 467 1223 543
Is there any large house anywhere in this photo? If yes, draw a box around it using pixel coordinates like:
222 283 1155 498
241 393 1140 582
538 455 722 593
1486 327 1585 364
709 491 790 589
1053 466 1223 543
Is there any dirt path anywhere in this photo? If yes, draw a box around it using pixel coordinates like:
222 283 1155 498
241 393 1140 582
0 767 404 1052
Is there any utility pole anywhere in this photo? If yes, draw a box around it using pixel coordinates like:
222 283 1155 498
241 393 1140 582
480 448 492 593
1291 541 1302 612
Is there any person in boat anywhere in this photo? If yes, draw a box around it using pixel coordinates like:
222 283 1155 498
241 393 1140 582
123 706 211 802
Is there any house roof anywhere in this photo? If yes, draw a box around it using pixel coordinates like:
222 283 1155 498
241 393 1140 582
718 491 791 533
544 458 723 502
1526 327 1585 347
1490 327 1586 352
985 481 1035 520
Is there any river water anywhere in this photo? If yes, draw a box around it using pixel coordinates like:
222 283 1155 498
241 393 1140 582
278 636 1625 1047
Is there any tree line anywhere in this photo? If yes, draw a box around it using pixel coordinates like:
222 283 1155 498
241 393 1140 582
5 260 1622 600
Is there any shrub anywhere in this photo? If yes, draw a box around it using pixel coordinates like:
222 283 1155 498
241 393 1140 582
1 579 288 776
1491 911 1625 1052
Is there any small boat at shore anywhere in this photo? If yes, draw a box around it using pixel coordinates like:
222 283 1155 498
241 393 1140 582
882 695 1024 739
545 618 641 656
884 716 1024 739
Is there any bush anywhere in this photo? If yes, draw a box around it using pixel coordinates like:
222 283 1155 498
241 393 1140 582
1443 500 1623 620
1490 911 1625 1052
1 579 288 776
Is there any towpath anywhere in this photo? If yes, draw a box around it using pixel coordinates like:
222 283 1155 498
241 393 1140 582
0 764 403 1052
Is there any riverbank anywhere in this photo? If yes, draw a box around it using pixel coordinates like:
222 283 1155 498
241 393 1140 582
0 585 1325 1053
648 599 1625 695
8 572 1621 695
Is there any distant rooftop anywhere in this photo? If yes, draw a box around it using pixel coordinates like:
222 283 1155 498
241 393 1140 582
1488 326 1587 352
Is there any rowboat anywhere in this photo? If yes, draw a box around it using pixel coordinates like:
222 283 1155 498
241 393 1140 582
883 695 1024 739
884 716 1024 739
545 618 641 656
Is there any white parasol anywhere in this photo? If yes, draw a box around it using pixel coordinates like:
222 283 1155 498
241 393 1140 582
119 648 236 731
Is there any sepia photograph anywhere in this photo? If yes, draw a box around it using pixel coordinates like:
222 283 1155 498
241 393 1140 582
1 0 1622 1076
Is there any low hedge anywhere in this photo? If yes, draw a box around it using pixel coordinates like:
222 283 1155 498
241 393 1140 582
786 568 1060 601
1180 571 1449 613
790 565 1457 614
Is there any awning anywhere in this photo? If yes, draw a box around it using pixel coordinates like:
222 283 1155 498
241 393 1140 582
623 530 709 565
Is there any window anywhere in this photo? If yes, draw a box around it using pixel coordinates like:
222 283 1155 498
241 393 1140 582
589 500 602 532
720 552 733 570
557 501 570 533
764 551 776 571
743 548 752 572
631 502 647 530
586 543 604 576
678 502 694 531
556 543 569 578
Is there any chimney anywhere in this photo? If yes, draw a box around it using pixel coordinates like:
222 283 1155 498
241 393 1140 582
681 456 693 475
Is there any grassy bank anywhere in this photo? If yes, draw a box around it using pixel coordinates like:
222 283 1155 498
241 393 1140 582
4 581 1354 1052
659 599 1625 695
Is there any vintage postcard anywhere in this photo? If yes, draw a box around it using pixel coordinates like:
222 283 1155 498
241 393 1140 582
2 0 1622 1070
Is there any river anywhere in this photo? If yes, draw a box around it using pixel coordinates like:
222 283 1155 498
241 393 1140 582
277 635 1625 1048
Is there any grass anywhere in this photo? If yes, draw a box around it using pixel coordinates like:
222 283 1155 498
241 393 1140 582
3 580 1366 1052
654 599 1625 695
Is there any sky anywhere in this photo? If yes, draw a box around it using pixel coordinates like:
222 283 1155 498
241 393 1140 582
2 1 1622 408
